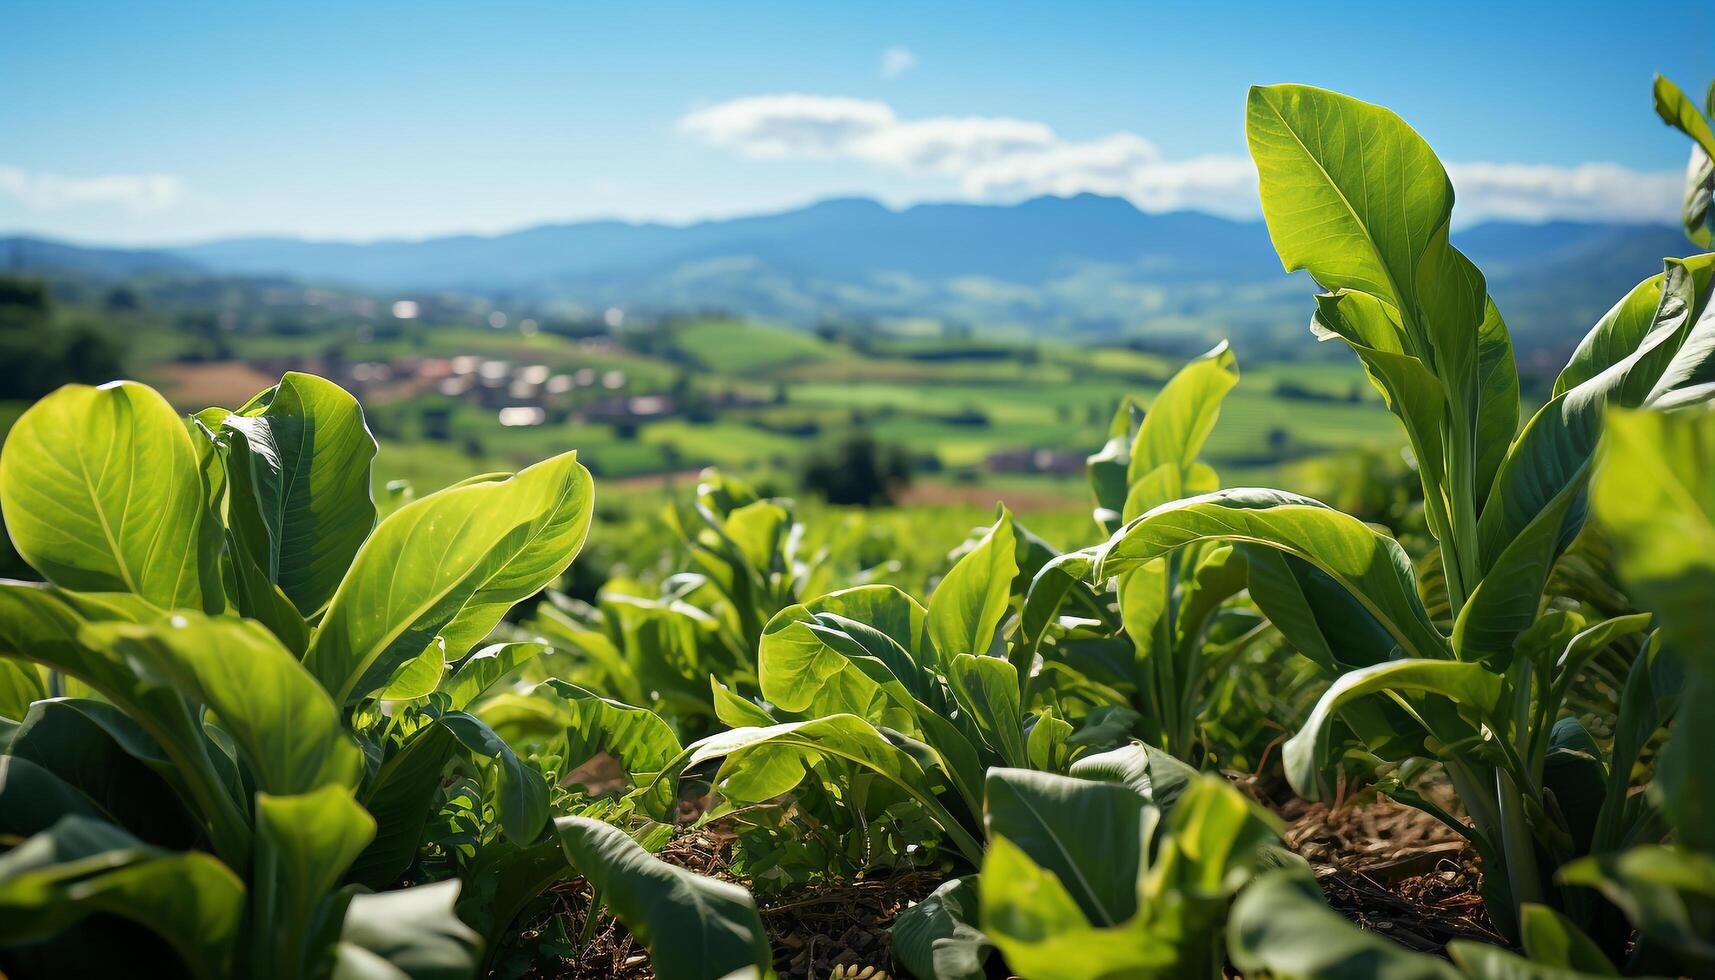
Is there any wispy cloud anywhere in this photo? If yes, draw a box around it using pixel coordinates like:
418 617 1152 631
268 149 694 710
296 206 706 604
0 166 184 212
880 46 918 81
680 94 1682 223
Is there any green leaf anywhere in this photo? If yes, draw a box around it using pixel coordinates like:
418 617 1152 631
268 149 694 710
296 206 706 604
1479 257 1715 584
1655 74 1715 161
0 755 110 839
216 372 378 617
983 768 1145 926
306 451 593 704
438 710 549 844
1455 468 1588 666
554 815 769 980
1594 407 1715 661
1099 488 1448 661
253 785 378 978
1515 903 1619 975
1554 273 1671 399
889 875 991 980
84 612 364 796
1228 868 1461 979
948 654 1027 769
440 641 547 710
0 816 246 980
1243 546 1395 672
1655 74 1715 248
1557 846 1715 972
6 698 200 848
0 658 45 720
348 721 460 889
758 587 925 732
1284 659 1502 800
532 678 683 811
978 833 1163 980
677 714 983 862
0 381 220 611
1125 342 1239 516
0 584 252 863
334 879 482 980
1248 85 1460 333
378 639 447 701
928 508 1017 660
1069 741 1197 815
1088 398 1143 534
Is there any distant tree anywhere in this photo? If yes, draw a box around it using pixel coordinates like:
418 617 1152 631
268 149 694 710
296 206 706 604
800 432 912 507
0 275 126 400
102 285 141 311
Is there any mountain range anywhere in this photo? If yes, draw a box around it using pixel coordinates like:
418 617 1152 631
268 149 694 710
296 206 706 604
2 194 1690 355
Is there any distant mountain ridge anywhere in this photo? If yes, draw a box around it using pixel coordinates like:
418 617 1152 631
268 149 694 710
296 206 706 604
1 194 1690 354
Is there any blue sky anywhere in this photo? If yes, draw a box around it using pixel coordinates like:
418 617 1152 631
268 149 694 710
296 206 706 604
2 1 1711 244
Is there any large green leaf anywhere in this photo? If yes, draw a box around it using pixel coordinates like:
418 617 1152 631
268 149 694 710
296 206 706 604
253 786 377 980
6 698 200 848
889 875 991 980
438 710 549 844
983 768 1145 926
948 654 1027 769
1098 489 1448 661
554 816 770 980
978 833 1169 980
1655 74 1715 248
333 878 481 980
1478 256 1715 582
675 714 982 862
214 372 378 617
440 641 547 710
1283 659 1502 800
0 816 246 980
530 678 683 812
348 722 461 890
1593 407 1715 661
1124 342 1239 517
927 508 1017 660
0 583 251 862
306 451 593 705
758 587 925 732
1248 85 1460 334
1246 84 1485 444
84 612 364 796
0 382 219 611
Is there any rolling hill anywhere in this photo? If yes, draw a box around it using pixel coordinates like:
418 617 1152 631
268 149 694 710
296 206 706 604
2 194 1690 355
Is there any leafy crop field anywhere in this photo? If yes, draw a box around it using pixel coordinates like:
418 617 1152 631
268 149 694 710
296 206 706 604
2 75 1714 980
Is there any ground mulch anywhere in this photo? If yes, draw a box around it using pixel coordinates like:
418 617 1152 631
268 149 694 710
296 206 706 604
521 775 1506 977
1273 789 1507 955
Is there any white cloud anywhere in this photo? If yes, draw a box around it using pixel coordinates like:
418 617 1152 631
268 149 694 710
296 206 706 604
1444 161 1682 223
680 94 1683 224
880 46 918 81
0 165 184 213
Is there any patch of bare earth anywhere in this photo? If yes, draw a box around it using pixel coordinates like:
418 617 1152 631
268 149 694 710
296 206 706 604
1271 787 1506 955
519 829 935 979
151 361 281 409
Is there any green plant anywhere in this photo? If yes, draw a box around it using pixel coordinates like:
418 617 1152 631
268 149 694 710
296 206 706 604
1654 74 1715 249
891 750 1291 980
1096 84 1715 946
0 375 771 979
